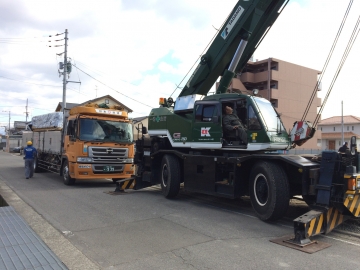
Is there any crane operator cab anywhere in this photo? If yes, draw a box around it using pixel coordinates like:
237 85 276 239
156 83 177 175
221 102 248 147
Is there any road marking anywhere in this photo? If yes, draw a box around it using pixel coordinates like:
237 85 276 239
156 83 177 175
322 235 360 247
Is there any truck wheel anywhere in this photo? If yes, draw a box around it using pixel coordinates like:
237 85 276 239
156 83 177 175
62 160 75 185
34 156 41 173
249 161 289 221
161 154 181 198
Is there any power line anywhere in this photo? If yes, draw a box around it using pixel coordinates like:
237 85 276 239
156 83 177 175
0 75 61 87
72 64 152 108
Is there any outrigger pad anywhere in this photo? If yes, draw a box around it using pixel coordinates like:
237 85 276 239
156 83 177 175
270 235 331 254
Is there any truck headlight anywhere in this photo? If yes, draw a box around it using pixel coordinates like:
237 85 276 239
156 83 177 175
122 158 134 163
77 157 93 162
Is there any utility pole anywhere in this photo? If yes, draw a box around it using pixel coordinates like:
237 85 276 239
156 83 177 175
62 29 68 113
25 98 29 122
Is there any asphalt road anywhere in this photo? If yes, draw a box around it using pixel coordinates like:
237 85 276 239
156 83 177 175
0 151 360 269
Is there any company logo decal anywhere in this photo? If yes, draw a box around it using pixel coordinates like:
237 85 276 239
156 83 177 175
221 5 244 39
151 116 167 122
95 109 123 115
201 127 211 137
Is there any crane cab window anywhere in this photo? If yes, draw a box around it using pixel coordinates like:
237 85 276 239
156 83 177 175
248 105 261 130
195 104 219 122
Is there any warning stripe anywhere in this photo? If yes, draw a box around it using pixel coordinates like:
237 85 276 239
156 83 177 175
344 194 360 216
119 179 135 190
350 194 359 213
325 207 348 233
294 121 303 142
306 213 325 237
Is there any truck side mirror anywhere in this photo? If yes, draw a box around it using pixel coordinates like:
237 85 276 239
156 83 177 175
142 126 148 134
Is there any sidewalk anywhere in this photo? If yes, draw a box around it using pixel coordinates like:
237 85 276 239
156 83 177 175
0 205 67 269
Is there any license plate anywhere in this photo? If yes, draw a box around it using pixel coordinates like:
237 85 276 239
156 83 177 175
103 166 115 172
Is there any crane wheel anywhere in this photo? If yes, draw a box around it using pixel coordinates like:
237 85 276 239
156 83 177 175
249 161 289 221
161 154 181 198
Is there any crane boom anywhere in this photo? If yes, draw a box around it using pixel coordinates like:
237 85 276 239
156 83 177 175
178 0 288 98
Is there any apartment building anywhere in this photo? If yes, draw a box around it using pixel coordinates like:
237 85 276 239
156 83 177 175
227 57 322 149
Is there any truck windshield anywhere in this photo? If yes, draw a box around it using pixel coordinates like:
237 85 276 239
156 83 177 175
252 97 285 132
79 118 133 143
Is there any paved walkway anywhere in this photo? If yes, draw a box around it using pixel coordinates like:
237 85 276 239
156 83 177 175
0 206 67 270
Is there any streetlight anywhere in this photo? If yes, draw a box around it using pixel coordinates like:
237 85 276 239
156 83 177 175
2 111 10 135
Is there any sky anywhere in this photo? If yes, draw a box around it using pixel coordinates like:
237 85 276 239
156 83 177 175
0 0 359 135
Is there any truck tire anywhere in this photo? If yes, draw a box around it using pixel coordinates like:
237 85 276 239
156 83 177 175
161 154 181 198
249 161 289 221
62 160 76 185
34 156 41 173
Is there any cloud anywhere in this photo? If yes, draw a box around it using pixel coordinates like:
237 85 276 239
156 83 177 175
0 0 359 129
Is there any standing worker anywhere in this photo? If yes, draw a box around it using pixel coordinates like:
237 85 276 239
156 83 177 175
338 142 349 153
24 141 37 179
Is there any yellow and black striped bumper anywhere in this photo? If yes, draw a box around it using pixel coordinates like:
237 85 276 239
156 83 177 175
344 190 360 217
294 208 350 239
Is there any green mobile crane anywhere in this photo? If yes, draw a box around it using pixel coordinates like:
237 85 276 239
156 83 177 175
122 0 360 245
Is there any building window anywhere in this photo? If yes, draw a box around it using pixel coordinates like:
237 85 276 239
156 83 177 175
270 81 278 89
105 99 109 104
333 127 335 131
347 126 349 131
270 99 278 108
352 126 354 131
321 127 322 131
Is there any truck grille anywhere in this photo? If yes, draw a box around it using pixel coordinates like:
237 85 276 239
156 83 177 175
88 147 128 163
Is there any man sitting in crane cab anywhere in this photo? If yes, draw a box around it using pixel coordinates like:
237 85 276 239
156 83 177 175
222 105 248 144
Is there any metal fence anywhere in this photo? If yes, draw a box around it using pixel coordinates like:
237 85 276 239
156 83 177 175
287 148 323 155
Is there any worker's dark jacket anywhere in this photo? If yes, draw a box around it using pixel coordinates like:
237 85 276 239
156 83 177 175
338 145 349 152
223 113 247 143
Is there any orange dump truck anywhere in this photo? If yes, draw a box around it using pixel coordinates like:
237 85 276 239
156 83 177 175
22 105 135 185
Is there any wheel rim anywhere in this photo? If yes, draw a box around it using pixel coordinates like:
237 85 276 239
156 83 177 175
162 163 168 187
253 173 269 206
63 164 69 181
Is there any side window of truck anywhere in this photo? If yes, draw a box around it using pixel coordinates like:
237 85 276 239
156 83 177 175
67 120 75 136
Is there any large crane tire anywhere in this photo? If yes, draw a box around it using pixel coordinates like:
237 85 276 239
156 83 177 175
249 161 289 221
161 154 181 198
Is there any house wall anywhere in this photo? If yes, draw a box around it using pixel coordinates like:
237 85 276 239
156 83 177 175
132 118 149 141
319 123 360 150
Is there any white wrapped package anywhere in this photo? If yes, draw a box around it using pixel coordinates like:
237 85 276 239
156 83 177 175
32 112 64 129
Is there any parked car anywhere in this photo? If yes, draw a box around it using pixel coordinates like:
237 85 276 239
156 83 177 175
10 147 21 153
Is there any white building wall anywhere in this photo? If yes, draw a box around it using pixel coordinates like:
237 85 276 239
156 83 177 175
319 122 360 150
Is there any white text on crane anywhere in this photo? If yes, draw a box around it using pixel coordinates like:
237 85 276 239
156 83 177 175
221 5 244 39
